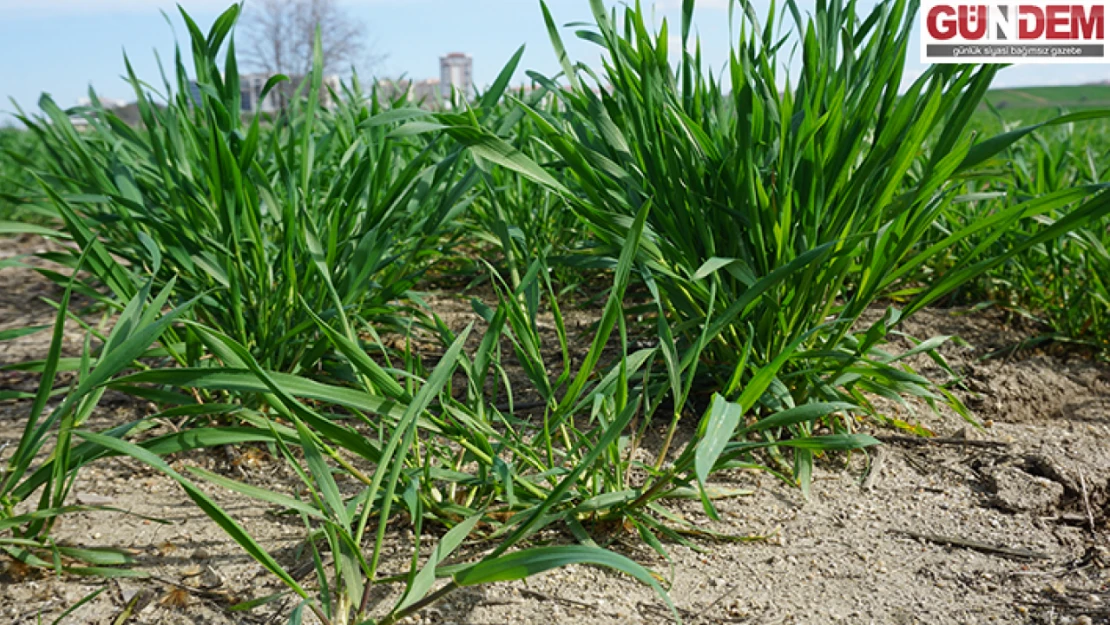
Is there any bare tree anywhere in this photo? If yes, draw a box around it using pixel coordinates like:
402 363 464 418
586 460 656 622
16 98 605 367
239 0 373 78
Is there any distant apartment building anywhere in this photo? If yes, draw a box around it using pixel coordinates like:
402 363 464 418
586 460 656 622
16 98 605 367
70 96 130 129
376 77 443 108
76 96 127 109
375 52 474 109
239 74 280 114
237 73 341 113
439 53 473 101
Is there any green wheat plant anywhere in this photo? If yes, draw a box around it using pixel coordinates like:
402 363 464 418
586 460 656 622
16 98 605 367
81 228 875 622
442 0 1110 470
918 118 1110 351
16 5 475 375
0 127 54 223
80 244 684 623
0 247 194 576
463 53 589 290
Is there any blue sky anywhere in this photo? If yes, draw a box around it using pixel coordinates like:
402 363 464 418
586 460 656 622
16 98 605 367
1 0 1107 124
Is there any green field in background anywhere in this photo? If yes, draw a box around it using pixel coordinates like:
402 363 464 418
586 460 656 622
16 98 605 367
982 84 1110 123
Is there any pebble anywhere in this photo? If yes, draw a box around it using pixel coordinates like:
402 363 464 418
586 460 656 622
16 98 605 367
990 466 1064 513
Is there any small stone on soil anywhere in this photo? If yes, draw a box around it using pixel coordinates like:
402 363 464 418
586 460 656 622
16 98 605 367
989 466 1064 513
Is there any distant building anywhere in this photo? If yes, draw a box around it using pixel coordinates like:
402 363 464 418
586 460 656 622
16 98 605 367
237 73 341 113
412 78 442 104
76 96 127 109
439 53 473 101
71 96 134 129
188 81 202 107
239 74 279 113
377 77 443 108
375 52 473 110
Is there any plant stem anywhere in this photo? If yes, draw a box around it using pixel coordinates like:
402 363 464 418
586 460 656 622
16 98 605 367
310 601 334 625
652 411 682 470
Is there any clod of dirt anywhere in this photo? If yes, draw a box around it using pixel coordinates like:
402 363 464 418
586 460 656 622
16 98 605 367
1022 453 1081 493
989 465 1065 513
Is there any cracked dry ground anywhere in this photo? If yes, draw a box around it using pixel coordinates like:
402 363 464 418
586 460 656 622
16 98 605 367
0 235 1108 625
